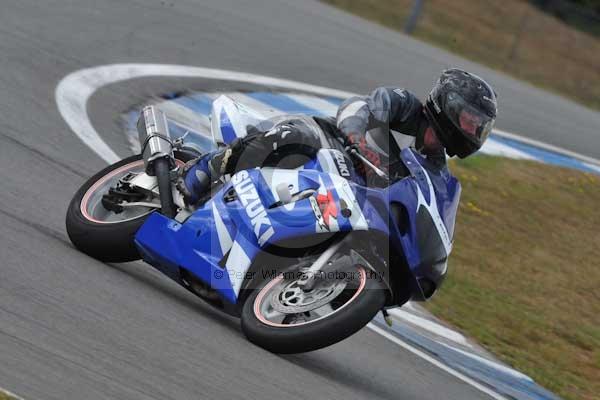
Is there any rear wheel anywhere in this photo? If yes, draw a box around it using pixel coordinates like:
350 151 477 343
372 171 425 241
241 264 386 353
66 154 186 262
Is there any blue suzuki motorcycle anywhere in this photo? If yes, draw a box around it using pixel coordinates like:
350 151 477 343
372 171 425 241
66 95 461 353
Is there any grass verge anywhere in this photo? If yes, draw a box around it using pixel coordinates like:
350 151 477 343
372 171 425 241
322 0 600 110
423 156 600 400
0 391 17 400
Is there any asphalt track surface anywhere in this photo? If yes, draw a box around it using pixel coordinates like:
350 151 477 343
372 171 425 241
1 1 598 399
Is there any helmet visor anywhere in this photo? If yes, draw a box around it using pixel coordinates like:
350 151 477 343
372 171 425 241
445 92 495 143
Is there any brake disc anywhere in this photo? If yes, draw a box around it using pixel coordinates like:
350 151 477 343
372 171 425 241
269 278 348 314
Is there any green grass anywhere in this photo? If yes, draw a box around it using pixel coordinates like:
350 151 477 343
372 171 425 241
423 156 600 400
322 0 600 110
0 391 17 400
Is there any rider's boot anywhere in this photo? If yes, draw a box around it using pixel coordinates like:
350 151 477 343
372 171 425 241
176 148 233 205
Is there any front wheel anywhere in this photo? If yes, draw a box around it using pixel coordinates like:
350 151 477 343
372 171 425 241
66 154 186 263
241 265 386 353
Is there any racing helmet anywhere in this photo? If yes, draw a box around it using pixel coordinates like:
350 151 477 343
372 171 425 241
424 69 498 158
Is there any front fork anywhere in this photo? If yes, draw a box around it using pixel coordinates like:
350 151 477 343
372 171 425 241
136 106 178 217
295 234 393 324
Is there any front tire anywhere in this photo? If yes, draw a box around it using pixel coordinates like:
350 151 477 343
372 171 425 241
241 265 386 353
66 154 189 262
66 155 150 262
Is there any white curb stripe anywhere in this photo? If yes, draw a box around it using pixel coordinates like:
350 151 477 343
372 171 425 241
367 323 509 400
480 138 539 160
388 308 470 347
494 128 600 167
439 342 534 382
285 93 339 115
583 162 600 173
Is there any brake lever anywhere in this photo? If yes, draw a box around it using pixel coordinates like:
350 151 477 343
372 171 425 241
346 147 389 179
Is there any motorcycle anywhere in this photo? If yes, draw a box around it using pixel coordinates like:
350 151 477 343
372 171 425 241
66 95 461 353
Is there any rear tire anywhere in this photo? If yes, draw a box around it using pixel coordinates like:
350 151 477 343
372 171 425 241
241 266 386 353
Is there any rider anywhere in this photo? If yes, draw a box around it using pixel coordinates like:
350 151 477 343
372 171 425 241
177 68 498 204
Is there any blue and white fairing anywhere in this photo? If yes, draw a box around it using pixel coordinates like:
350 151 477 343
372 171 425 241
134 95 461 305
209 95 265 145
385 149 461 299
134 165 370 304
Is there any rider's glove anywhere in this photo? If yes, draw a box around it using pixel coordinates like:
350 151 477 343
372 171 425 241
343 132 363 148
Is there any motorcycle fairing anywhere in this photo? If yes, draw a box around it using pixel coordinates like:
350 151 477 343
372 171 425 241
383 148 461 299
135 167 370 304
210 95 265 145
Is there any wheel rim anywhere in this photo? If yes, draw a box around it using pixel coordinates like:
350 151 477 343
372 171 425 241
253 266 367 328
80 158 184 224
80 160 155 224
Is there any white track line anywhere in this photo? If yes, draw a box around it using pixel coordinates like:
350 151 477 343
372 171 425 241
367 323 509 400
55 63 593 400
55 63 600 167
55 64 354 164
0 386 24 400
